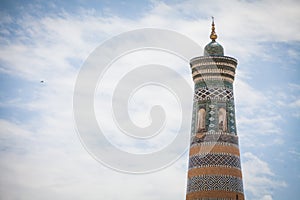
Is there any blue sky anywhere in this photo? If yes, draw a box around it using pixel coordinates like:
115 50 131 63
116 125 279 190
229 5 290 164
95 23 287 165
0 0 300 200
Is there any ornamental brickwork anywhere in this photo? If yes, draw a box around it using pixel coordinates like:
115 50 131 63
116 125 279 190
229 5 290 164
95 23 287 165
186 18 244 200
186 19 245 199
186 55 244 200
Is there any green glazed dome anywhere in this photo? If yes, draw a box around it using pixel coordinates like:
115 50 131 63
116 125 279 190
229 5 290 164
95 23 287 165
204 40 224 56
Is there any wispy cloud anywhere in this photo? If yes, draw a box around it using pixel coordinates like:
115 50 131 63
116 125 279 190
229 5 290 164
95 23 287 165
0 0 299 199
242 152 287 200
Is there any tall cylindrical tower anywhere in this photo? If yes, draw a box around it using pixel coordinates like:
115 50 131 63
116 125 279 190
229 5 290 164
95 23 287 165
186 19 245 200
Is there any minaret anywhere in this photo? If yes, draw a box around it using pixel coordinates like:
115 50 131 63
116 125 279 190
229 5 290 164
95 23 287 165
186 18 245 200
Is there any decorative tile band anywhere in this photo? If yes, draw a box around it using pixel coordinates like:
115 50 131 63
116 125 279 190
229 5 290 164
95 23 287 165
190 142 239 149
187 175 244 194
186 190 244 200
189 144 240 157
192 65 236 74
190 56 238 68
187 198 239 200
190 133 239 146
188 167 242 179
194 87 234 101
195 131 236 136
191 61 237 69
194 79 233 90
188 153 241 169
193 76 234 84
193 69 236 77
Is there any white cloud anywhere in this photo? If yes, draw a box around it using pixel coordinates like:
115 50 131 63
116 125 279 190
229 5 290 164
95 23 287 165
0 90 189 198
242 152 287 200
0 117 188 200
1 0 300 80
261 195 273 200
288 149 300 158
290 99 300 108
234 78 285 148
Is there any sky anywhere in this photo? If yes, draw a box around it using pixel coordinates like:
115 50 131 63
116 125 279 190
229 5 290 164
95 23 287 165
0 0 300 200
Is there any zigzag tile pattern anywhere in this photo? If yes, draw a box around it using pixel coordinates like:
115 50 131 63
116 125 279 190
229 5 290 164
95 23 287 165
187 175 243 193
189 153 241 169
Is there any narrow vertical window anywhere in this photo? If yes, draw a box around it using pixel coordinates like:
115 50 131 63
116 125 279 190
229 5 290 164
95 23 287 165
197 108 206 132
218 107 227 132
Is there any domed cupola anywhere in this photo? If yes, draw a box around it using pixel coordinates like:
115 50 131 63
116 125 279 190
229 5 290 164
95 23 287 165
204 17 224 56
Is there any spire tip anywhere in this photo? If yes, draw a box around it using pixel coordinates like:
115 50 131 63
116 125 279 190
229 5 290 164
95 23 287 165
210 16 217 41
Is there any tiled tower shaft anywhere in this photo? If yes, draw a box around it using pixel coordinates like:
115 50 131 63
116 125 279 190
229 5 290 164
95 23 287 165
186 56 245 200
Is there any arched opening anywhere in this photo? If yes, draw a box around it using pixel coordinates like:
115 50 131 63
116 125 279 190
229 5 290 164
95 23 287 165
197 108 206 133
218 107 227 132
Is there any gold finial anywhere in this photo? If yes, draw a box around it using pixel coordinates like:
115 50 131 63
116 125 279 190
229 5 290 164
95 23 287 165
210 16 217 41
